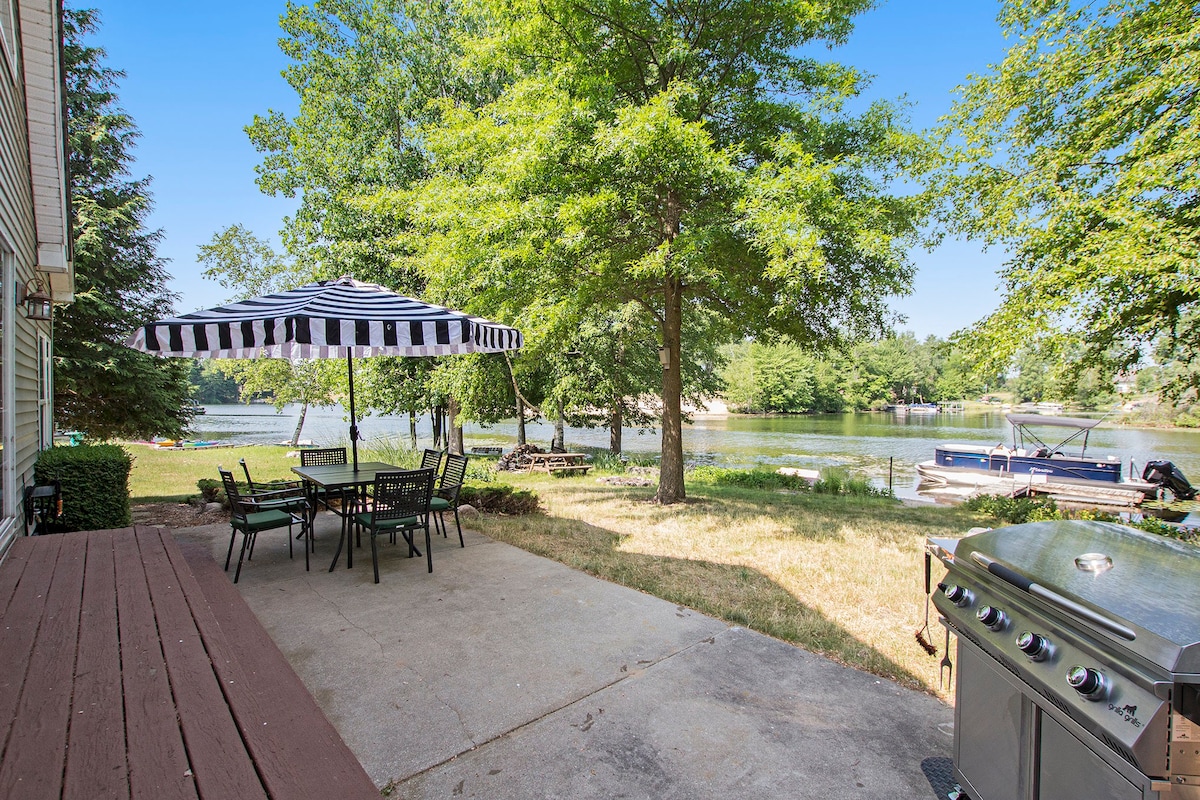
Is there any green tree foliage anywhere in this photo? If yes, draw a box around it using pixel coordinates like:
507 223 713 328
189 361 240 404
720 335 991 412
245 2 519 442
246 0 500 284
721 341 815 414
55 7 193 439
396 0 927 502
936 344 989 402
196 224 304 296
197 224 345 444
938 0 1199 397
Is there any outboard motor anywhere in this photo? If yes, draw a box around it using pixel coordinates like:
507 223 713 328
1143 460 1198 500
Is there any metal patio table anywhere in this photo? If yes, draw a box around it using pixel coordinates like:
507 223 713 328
292 461 416 572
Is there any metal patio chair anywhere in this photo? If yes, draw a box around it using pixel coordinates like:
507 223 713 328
298 447 351 519
354 469 436 583
240 457 302 492
239 457 312 552
220 467 310 582
429 453 468 547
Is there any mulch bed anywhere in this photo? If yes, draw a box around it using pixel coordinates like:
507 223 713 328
132 503 230 528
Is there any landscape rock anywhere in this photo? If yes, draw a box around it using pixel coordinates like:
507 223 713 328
597 476 655 487
777 467 820 483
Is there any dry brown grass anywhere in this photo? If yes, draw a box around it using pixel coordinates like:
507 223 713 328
476 474 986 699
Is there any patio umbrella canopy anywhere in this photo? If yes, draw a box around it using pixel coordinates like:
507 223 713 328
126 277 523 466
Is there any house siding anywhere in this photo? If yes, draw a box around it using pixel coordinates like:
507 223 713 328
0 0 70 554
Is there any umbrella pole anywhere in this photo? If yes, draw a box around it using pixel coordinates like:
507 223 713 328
347 351 359 469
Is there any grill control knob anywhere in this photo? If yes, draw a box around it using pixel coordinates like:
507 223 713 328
938 583 972 607
1066 666 1107 700
1016 631 1049 661
976 605 1007 631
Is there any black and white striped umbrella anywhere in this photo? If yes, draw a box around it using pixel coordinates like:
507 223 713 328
126 276 523 358
126 277 523 465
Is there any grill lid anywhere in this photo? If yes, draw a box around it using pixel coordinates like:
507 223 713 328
951 520 1200 672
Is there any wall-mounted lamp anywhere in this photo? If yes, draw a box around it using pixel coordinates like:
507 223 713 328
18 278 53 321
658 346 670 370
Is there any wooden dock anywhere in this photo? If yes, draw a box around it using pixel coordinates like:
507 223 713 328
990 479 1147 507
0 526 380 799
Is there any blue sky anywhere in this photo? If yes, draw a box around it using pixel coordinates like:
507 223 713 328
91 0 1011 338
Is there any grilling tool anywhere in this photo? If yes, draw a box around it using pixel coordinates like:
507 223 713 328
915 550 937 655
939 626 952 689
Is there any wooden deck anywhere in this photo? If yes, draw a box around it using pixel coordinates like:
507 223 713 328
0 526 379 800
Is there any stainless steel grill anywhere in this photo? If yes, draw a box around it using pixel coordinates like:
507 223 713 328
929 520 1200 800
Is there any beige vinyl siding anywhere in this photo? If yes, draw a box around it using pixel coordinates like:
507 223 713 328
0 0 60 551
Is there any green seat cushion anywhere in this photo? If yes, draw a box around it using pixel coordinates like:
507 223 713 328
429 497 453 511
355 512 422 530
234 509 295 532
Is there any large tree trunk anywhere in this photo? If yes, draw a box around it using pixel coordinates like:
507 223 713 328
609 402 622 454
552 399 565 452
290 401 308 447
409 411 418 450
448 397 464 455
658 274 686 503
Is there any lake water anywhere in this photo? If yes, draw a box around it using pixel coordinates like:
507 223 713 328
190 404 1200 507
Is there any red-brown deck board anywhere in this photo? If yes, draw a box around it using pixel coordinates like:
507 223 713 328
64 530 128 799
0 526 379 800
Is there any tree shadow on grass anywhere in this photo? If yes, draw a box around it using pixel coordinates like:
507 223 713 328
479 508 930 692
534 478 984 548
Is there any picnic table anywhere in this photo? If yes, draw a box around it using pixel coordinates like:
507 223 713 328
0 526 379 799
526 452 591 475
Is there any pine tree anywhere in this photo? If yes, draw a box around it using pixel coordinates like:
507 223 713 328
56 6 192 439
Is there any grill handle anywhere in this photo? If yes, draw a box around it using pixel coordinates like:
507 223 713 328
985 560 1032 592
970 552 1136 641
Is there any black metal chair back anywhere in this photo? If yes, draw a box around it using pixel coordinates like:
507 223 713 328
239 458 300 492
421 449 444 474
371 469 435 525
220 467 249 522
359 469 437 583
239 458 254 487
300 447 348 468
438 453 468 496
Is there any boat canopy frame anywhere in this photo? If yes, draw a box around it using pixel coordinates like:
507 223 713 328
1007 413 1103 458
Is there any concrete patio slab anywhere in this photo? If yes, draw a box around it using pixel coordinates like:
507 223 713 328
174 511 952 799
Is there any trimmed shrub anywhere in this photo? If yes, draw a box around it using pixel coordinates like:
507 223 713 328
35 444 133 531
962 493 1058 524
459 484 539 515
196 478 223 504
